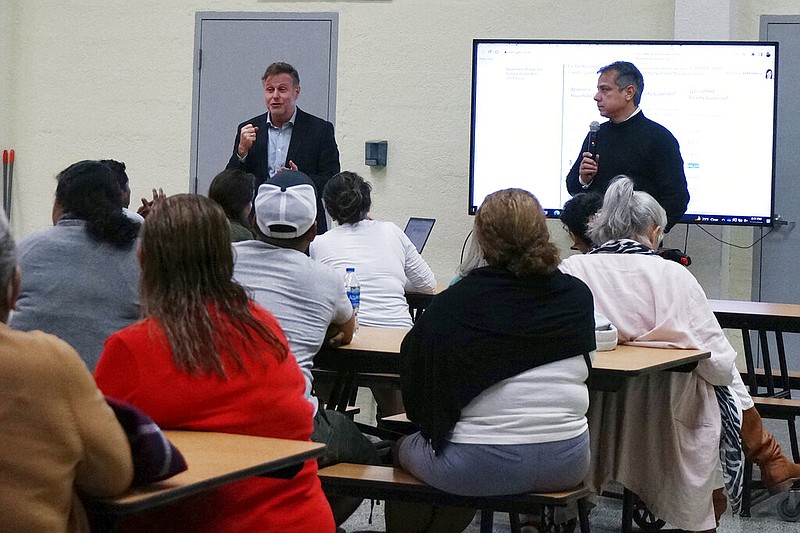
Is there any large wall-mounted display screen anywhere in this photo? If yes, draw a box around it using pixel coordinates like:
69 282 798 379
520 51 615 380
469 40 778 226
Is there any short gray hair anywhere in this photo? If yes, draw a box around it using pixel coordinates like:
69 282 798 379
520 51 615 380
598 61 644 106
588 176 666 247
0 211 17 295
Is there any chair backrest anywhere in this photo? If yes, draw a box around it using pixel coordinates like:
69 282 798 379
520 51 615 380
710 301 800 399
741 328 795 399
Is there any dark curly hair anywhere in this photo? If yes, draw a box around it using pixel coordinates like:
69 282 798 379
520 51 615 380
208 168 255 227
55 160 139 248
322 171 372 225
99 159 130 206
560 192 604 249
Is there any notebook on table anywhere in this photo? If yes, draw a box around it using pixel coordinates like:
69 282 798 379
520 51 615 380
403 217 435 253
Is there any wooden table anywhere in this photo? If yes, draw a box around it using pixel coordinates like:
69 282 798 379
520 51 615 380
709 299 800 392
315 326 710 410
317 327 409 411
89 431 325 528
709 299 800 516
710 299 800 333
589 344 710 391
405 283 448 322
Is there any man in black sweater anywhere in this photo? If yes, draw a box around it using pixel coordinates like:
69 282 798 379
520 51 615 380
565 61 689 232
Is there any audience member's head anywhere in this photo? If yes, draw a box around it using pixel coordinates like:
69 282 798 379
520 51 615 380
54 160 139 248
560 192 604 253
139 194 286 377
463 188 560 278
0 211 18 323
253 170 317 249
100 159 131 208
587 175 667 248
208 168 256 228
322 171 371 225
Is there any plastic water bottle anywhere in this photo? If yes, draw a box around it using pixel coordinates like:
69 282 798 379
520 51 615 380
344 267 361 335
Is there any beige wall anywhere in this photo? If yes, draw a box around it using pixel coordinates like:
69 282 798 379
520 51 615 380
0 0 794 299
0 1 13 165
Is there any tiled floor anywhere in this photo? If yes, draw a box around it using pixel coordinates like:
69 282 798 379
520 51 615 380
341 491 800 532
341 406 800 532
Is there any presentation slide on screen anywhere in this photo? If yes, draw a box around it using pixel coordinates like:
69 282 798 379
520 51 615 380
470 41 777 225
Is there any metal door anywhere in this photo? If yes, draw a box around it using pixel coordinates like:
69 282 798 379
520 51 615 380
753 16 800 369
190 12 338 194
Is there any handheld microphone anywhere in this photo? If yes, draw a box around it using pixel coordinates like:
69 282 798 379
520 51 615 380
588 121 600 159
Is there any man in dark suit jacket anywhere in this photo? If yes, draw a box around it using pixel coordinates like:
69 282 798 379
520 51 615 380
227 62 340 233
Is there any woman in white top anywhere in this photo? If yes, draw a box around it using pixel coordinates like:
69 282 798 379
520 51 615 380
310 172 436 328
311 172 438 417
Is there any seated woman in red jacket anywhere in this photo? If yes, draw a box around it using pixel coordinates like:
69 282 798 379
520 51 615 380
94 194 334 533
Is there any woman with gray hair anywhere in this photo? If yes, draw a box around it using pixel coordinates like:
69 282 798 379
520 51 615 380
0 210 133 532
585 176 667 248
561 176 800 531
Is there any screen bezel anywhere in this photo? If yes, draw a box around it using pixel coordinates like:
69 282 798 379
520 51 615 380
404 217 436 253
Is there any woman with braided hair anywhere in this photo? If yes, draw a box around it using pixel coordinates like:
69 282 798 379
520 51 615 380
10 160 140 370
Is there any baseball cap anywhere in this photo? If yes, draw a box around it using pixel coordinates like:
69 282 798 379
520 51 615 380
254 170 317 238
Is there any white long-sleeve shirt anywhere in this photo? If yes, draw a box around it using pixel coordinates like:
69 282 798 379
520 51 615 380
560 253 736 386
559 252 736 530
311 219 436 328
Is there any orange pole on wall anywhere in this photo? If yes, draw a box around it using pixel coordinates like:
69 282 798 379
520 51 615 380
2 149 7 216
7 149 14 218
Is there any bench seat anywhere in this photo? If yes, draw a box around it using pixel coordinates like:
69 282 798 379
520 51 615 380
318 463 591 532
752 396 800 419
740 368 800 391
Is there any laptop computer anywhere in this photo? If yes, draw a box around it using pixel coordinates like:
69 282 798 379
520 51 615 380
403 217 436 253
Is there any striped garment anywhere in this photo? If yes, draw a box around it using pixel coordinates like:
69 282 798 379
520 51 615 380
106 396 188 485
715 386 744 513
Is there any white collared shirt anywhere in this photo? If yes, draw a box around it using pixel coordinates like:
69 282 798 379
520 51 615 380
266 107 298 177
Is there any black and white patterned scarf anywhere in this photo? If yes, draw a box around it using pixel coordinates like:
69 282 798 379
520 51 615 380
589 239 657 256
591 239 744 513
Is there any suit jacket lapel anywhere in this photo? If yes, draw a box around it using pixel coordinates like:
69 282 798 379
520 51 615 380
252 113 270 179
286 108 307 164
